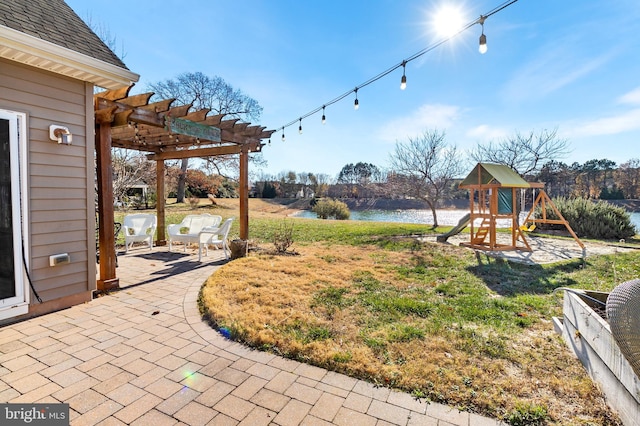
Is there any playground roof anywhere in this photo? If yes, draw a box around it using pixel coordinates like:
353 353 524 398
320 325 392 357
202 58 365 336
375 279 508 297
459 163 531 188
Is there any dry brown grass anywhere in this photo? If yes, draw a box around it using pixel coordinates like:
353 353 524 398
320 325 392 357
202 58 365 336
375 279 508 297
200 239 621 425
213 197 305 218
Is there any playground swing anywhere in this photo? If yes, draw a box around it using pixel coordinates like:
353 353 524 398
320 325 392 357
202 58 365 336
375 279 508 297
519 188 536 232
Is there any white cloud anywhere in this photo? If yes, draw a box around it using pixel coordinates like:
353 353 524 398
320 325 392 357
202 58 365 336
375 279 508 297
377 104 461 142
618 87 640 105
567 108 640 137
465 124 510 142
501 42 616 103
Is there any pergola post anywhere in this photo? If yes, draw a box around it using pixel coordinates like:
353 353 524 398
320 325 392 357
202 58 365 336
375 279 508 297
156 159 166 245
239 145 249 240
95 118 119 291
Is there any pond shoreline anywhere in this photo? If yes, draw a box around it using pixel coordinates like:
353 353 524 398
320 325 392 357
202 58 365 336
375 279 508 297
273 197 640 212
278 198 640 230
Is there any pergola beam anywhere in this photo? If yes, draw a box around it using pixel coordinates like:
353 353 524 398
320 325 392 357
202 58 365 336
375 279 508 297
146 141 263 160
96 98 165 127
119 92 154 107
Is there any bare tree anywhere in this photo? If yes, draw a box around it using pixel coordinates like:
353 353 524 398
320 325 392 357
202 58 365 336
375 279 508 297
536 160 574 197
388 130 465 228
83 14 126 61
313 173 333 197
111 149 156 208
470 128 569 177
148 72 263 202
616 158 640 199
297 172 310 186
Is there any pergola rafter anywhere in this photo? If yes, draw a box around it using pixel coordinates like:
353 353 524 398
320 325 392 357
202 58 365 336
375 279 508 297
94 85 274 291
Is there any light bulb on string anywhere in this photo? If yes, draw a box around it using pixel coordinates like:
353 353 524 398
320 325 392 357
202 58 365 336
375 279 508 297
478 16 487 54
298 118 303 134
400 61 407 90
272 2 520 143
479 33 487 54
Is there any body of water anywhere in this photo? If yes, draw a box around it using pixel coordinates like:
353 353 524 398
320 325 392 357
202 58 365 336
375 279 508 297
292 209 640 231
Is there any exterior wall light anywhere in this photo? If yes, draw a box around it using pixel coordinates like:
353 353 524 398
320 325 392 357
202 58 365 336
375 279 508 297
49 124 72 145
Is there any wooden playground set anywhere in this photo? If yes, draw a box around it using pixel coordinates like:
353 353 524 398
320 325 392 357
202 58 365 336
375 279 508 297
438 163 584 253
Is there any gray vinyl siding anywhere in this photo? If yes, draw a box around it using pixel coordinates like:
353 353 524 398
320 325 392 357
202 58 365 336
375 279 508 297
0 57 96 303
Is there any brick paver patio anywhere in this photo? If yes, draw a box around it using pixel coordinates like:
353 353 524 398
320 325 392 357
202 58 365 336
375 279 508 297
0 246 503 425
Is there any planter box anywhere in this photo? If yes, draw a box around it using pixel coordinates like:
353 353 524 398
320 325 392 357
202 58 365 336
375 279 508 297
555 290 640 426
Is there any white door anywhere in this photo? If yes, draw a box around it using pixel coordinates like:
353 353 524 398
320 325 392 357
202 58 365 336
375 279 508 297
0 110 28 319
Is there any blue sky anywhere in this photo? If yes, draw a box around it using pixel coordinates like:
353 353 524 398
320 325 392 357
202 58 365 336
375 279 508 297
67 0 640 178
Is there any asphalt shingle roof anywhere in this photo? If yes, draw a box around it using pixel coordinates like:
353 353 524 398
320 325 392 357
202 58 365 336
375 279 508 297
0 0 128 70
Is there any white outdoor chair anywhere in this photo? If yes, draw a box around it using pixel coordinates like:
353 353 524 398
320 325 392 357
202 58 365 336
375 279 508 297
167 214 222 252
198 218 234 261
122 213 157 253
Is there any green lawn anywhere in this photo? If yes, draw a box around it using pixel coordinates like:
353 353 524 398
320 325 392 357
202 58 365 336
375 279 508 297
192 206 637 425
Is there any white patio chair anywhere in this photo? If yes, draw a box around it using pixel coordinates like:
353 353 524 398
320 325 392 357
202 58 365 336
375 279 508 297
167 214 222 252
122 213 157 253
198 218 234 261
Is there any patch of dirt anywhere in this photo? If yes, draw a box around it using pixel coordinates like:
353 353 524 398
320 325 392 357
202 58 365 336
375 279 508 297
424 233 637 264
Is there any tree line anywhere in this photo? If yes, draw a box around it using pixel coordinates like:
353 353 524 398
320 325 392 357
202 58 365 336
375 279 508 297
256 156 640 202
104 70 639 224
254 129 639 228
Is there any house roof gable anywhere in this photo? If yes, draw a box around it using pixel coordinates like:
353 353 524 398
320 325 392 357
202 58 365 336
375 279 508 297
0 0 138 89
0 0 126 68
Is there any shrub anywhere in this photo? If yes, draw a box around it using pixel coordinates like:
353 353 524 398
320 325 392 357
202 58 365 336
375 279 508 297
129 191 157 210
262 182 277 198
312 198 351 220
146 191 157 208
273 219 295 253
187 191 200 209
506 402 549 426
536 197 636 240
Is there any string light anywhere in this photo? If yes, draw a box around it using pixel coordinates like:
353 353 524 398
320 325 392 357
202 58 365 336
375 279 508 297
478 15 487 54
270 0 518 142
298 118 303 134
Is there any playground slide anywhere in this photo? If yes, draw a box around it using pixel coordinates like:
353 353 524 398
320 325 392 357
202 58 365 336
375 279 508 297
436 213 471 243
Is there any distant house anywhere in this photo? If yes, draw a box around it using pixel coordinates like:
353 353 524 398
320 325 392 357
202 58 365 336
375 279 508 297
0 0 138 323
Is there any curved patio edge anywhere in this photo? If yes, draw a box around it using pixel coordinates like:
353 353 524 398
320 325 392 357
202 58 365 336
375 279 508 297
182 250 504 426
0 246 503 425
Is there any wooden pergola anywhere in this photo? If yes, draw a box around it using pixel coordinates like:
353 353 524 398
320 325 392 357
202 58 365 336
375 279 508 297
94 85 274 291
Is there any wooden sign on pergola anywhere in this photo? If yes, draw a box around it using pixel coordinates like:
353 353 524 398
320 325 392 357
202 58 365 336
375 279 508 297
94 85 274 291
